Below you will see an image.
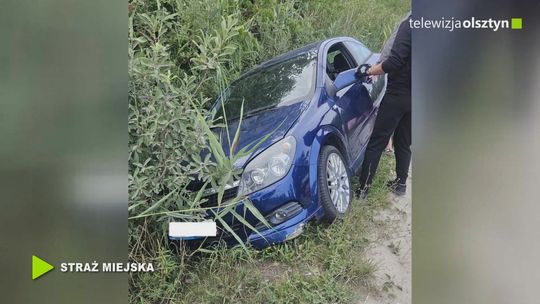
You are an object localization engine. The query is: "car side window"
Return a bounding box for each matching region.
[326,43,354,81]
[344,41,372,66]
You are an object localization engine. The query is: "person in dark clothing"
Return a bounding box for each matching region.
[358,15,411,197]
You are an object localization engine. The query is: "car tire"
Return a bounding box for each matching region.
[318,145,352,222]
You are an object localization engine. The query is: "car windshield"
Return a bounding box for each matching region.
[213,51,317,121]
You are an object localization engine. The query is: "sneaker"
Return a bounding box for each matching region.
[386,179,406,196]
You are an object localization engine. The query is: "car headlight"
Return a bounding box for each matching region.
[238,136,296,196]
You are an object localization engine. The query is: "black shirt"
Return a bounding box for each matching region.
[381,17,411,96]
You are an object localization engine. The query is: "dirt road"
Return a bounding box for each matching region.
[358,176,412,304]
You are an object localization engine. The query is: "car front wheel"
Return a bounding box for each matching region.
[318,145,352,222]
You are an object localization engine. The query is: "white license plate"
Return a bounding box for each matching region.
[169,221,217,238]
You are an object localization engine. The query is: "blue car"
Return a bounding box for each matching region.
[176,37,386,249]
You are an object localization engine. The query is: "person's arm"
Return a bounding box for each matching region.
[368,17,411,76]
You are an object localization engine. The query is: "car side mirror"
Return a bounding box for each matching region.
[333,68,360,91]
[333,64,372,91]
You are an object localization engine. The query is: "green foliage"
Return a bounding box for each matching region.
[129,0,409,302]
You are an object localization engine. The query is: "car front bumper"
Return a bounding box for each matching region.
[247,206,321,249]
[170,164,318,248]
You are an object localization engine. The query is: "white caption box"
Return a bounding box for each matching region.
[169,221,217,238]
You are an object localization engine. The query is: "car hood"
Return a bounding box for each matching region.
[215,102,304,169]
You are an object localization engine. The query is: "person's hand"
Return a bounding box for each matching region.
[367,63,385,75]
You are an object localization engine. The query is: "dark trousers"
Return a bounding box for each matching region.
[359,93,411,189]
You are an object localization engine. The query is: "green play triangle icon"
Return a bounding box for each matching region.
[32,255,54,280]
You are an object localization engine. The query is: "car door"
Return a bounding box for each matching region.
[343,41,386,169]
[327,42,374,167]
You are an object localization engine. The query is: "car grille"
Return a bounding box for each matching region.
[200,186,239,208]
[179,180,249,246]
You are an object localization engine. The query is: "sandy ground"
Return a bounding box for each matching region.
[358,176,412,304]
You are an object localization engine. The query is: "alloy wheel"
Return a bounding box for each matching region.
[326,152,350,213]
